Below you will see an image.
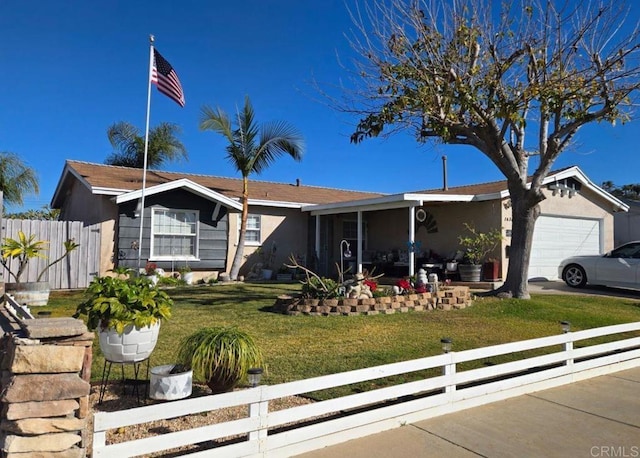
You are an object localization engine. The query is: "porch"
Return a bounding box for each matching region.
[304,194,506,282]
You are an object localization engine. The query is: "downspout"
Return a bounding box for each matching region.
[442,155,448,191]
[357,211,363,274]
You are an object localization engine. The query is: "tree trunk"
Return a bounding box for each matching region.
[229,177,250,280]
[500,186,541,299]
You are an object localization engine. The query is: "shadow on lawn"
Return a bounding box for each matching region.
[167,283,298,309]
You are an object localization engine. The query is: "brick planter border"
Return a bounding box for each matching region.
[272,286,472,316]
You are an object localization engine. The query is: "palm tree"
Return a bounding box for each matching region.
[200,96,304,280]
[0,152,39,207]
[105,121,187,168]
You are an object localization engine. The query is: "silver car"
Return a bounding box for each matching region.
[558,241,640,289]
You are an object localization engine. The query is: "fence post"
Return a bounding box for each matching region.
[442,353,456,396]
[248,386,269,452]
[560,321,574,370]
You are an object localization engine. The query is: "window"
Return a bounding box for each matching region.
[151,209,198,259]
[342,220,367,250]
[244,214,262,245]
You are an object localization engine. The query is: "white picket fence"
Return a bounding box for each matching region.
[93,322,640,457]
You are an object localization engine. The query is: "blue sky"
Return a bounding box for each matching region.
[1,1,638,213]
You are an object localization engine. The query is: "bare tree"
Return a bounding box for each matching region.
[343,0,640,298]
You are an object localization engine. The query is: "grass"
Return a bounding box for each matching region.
[46,283,640,399]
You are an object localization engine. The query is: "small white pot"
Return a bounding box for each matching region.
[182,271,194,285]
[149,365,193,401]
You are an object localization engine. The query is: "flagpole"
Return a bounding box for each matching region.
[137,34,155,271]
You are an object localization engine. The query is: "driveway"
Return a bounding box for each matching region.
[528,280,640,300]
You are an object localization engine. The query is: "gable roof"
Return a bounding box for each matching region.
[51,160,385,208]
[115,178,243,211]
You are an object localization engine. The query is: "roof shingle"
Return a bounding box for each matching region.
[64,160,385,205]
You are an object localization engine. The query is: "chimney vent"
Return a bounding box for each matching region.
[296,178,301,187]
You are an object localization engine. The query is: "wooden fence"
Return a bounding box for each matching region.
[1,218,100,289]
[92,321,640,457]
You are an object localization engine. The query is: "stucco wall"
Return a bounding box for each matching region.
[230,206,309,276]
[60,180,118,225]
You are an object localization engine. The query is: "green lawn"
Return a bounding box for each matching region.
[46,283,640,398]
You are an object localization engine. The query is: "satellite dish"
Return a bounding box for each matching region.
[416,208,427,222]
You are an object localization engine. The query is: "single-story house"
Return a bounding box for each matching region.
[51,160,628,282]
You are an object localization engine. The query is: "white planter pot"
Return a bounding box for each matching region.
[149,365,193,400]
[182,271,194,285]
[5,281,51,306]
[98,321,161,363]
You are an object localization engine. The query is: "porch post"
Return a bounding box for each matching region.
[408,205,416,276]
[357,211,363,273]
[315,215,321,269]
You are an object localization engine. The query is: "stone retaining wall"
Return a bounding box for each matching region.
[273,286,472,316]
[0,304,93,458]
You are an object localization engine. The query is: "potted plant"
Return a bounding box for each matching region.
[276,265,292,282]
[1,231,79,305]
[457,223,503,282]
[143,261,159,285]
[149,363,193,401]
[256,242,277,280]
[175,326,264,394]
[73,268,173,363]
[178,263,194,285]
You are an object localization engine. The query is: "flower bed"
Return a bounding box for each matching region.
[272,286,472,316]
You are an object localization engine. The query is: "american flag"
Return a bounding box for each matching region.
[151,49,185,107]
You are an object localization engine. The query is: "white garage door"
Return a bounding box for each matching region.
[529,216,601,280]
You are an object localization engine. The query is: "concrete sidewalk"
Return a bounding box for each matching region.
[299,366,640,458]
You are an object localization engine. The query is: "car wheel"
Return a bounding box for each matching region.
[563,264,587,288]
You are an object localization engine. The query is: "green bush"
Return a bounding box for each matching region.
[301,276,340,299]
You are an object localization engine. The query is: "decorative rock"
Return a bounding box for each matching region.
[1,418,85,435]
[10,345,85,374]
[4,449,85,458]
[78,395,90,419]
[2,433,81,453]
[2,400,79,421]
[2,374,90,403]
[321,299,339,307]
[22,318,87,339]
